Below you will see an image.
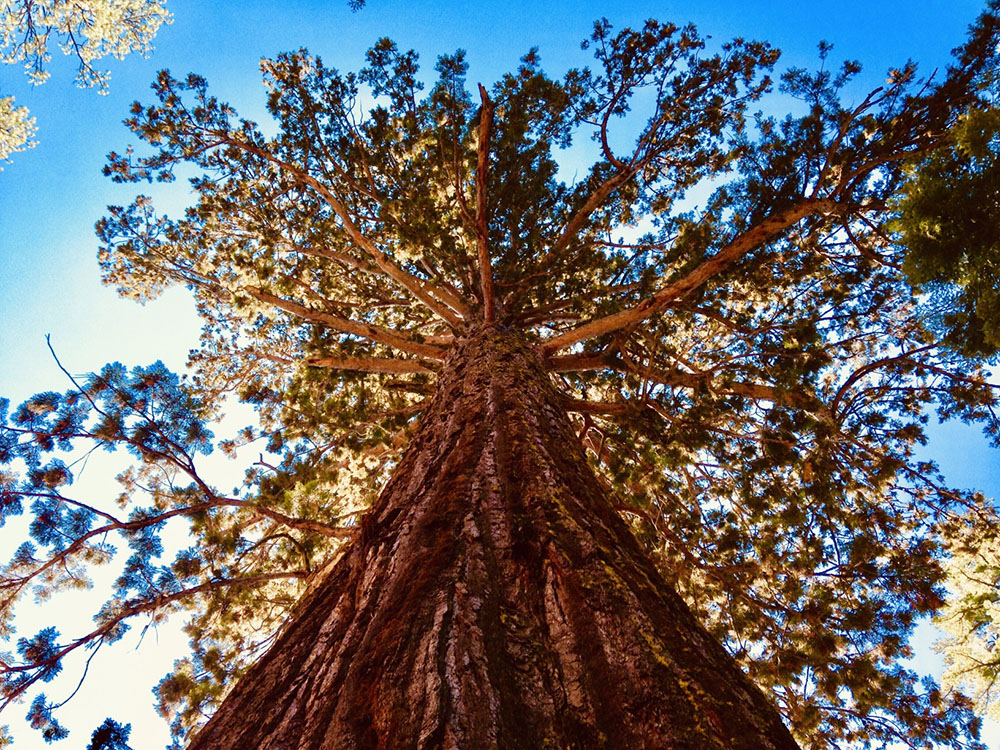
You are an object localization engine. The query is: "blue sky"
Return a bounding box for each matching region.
[1,1,998,747]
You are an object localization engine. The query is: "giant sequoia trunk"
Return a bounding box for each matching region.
[189,326,799,749]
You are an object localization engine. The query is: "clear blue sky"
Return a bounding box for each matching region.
[1,1,997,747]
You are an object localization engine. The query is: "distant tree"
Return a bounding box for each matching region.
[937,513,1000,726]
[0,0,170,165]
[2,5,1000,749]
[87,718,133,750]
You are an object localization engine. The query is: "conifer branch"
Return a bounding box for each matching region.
[248,288,445,361]
[547,169,634,261]
[216,134,472,325]
[247,504,359,538]
[515,282,645,326]
[0,570,309,713]
[305,355,436,375]
[561,398,628,415]
[295,243,382,276]
[831,343,939,414]
[540,198,838,354]
[549,353,825,413]
[0,499,353,609]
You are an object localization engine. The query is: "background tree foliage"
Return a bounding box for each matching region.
[87,718,133,750]
[2,4,1000,748]
[0,0,170,165]
[897,107,1000,357]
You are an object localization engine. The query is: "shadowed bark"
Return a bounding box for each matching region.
[188,326,799,749]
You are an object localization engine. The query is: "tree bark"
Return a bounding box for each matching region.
[188,326,799,749]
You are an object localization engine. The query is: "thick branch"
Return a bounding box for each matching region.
[547,353,614,372]
[306,355,436,375]
[562,397,628,415]
[549,351,825,413]
[548,170,634,260]
[295,243,381,276]
[540,198,837,354]
[249,288,445,361]
[476,84,497,323]
[248,503,359,539]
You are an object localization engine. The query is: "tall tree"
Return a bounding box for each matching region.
[2,6,1000,748]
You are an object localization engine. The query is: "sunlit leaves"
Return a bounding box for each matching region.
[936,511,1000,723]
[0,0,170,161]
[0,95,35,166]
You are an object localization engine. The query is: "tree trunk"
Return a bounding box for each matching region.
[188,326,799,749]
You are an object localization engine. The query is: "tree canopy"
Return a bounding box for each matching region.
[2,4,1000,748]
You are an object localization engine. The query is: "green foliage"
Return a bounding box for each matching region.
[4,6,1000,749]
[897,107,1000,356]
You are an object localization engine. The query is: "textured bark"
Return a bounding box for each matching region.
[188,326,800,750]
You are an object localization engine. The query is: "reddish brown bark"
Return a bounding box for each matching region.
[188,326,799,749]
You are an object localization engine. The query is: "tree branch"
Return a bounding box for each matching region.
[0,570,309,713]
[216,133,472,325]
[548,170,634,260]
[248,288,445,361]
[305,355,436,375]
[540,198,838,354]
[548,351,826,413]
[1,498,353,608]
[831,343,938,413]
[562,398,628,415]
[515,281,645,326]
